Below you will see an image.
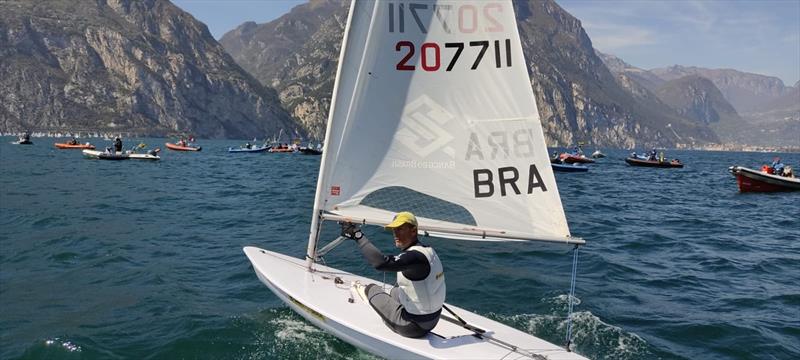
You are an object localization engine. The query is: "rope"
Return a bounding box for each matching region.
[565,244,580,351]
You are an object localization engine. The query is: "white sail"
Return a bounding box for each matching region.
[312,0,578,244]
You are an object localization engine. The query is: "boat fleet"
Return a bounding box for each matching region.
[11,133,797,192]
[547,145,798,193]
[10,133,324,162]
[550,146,685,172]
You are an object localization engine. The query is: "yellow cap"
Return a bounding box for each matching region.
[384,211,417,229]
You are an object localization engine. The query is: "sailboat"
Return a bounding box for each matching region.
[244,0,587,358]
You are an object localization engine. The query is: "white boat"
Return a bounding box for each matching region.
[590,150,605,159]
[127,152,160,160]
[82,149,129,160]
[244,1,588,359]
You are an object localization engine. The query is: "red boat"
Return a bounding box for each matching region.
[268,146,295,153]
[54,142,95,149]
[729,165,800,192]
[559,153,595,164]
[165,142,202,151]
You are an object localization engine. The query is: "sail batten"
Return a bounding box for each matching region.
[311,0,574,248]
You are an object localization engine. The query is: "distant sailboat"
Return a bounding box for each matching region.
[244,1,587,358]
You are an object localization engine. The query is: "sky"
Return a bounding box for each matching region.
[558,0,800,86]
[174,0,800,86]
[172,0,305,38]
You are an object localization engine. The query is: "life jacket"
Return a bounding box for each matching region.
[396,245,446,315]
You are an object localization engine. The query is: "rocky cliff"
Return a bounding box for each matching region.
[220,0,347,140]
[221,0,718,147]
[599,53,799,147]
[650,65,792,114]
[0,0,299,138]
[595,51,664,93]
[655,75,740,126]
[654,75,756,144]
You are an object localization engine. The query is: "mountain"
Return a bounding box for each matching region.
[655,75,740,126]
[599,54,799,147]
[221,0,718,147]
[512,0,716,147]
[0,0,298,138]
[220,0,346,139]
[649,65,792,114]
[654,75,754,144]
[595,51,664,92]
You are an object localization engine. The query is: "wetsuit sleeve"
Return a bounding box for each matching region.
[355,236,430,281]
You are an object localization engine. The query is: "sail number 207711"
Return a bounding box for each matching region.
[388,2,513,72]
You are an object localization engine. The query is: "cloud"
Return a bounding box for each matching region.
[581,22,657,51]
[781,33,800,44]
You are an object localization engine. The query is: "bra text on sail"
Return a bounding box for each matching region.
[473,165,547,198]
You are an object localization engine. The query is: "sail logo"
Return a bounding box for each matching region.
[394,96,457,166]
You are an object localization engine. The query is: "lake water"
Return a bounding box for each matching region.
[1,137,798,359]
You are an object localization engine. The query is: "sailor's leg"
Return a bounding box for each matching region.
[365,284,427,338]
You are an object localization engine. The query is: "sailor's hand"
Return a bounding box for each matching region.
[340,222,363,240]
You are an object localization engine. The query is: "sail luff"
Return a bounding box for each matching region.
[334,1,381,164]
[305,0,360,269]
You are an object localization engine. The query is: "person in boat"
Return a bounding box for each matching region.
[113,136,123,153]
[648,148,657,161]
[68,137,78,145]
[342,211,445,338]
[771,157,785,176]
[551,151,561,163]
[20,131,30,142]
[245,141,252,149]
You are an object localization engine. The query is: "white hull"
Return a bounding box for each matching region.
[244,247,587,360]
[128,153,160,160]
[82,149,129,160]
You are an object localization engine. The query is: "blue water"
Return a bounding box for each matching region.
[1,137,798,360]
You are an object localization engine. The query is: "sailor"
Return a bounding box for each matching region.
[245,141,252,149]
[771,157,785,176]
[113,136,123,153]
[342,211,445,338]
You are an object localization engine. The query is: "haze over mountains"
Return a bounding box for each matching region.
[1,0,796,148]
[598,52,799,147]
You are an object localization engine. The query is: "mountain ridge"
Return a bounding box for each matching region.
[598,52,799,147]
[221,0,719,147]
[0,0,300,139]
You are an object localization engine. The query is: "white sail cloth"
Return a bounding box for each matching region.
[313,0,577,244]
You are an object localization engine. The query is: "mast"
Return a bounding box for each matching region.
[305,0,360,270]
